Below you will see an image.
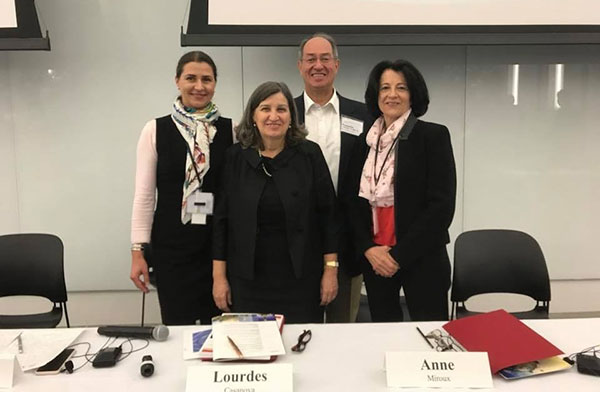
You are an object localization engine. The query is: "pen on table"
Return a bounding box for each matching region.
[227,335,244,358]
[416,327,434,349]
[15,332,24,353]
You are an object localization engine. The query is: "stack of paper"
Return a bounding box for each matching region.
[185,314,285,362]
[0,328,84,371]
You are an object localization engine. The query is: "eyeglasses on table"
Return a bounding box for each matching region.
[417,327,460,352]
[291,329,312,352]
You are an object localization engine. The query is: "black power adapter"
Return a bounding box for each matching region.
[92,346,122,368]
[576,353,600,377]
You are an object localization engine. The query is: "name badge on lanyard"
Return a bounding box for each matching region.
[187,191,214,225]
[185,135,213,224]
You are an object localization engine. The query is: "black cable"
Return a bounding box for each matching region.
[66,336,115,372]
[116,338,150,362]
[62,336,150,373]
[564,344,600,365]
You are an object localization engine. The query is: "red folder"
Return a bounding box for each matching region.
[443,309,563,374]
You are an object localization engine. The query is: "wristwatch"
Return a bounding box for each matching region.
[324,261,339,269]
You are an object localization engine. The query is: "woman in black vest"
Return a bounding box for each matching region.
[130,51,233,325]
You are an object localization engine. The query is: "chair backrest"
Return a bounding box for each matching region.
[0,233,68,303]
[451,229,551,303]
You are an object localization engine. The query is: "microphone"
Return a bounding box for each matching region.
[97,325,169,341]
[140,355,154,377]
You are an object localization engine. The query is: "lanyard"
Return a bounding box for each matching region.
[373,133,400,185]
[185,140,204,189]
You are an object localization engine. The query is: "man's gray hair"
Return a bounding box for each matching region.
[298,32,339,60]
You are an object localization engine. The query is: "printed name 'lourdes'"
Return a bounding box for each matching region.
[214,371,268,383]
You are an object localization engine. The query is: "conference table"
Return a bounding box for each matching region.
[4,318,599,391]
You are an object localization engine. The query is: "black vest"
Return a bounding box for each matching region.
[151,115,233,261]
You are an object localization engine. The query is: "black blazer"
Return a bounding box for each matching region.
[213,140,339,280]
[347,113,457,269]
[294,93,371,276]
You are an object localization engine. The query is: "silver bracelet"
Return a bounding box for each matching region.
[131,243,146,251]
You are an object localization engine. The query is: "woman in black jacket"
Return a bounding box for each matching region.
[348,60,456,322]
[212,81,339,323]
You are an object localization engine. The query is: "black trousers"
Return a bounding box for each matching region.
[362,245,451,322]
[154,253,220,326]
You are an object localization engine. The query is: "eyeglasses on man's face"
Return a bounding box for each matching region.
[291,329,312,352]
[301,55,336,65]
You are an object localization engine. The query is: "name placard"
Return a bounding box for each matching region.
[186,363,293,392]
[385,351,493,389]
[0,354,18,389]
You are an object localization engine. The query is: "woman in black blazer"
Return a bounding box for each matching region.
[348,60,456,322]
[212,81,339,323]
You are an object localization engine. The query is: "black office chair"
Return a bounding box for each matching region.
[450,229,550,320]
[0,233,71,328]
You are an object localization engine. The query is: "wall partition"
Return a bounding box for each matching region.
[1,0,598,294]
[464,45,600,279]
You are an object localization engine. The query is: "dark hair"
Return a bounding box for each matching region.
[236,82,307,149]
[298,32,339,60]
[364,59,429,119]
[175,51,218,81]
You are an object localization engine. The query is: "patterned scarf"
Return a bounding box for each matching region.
[359,110,410,234]
[171,97,220,224]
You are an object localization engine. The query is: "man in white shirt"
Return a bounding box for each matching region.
[295,33,370,323]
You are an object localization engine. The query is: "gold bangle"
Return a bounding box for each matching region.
[324,261,339,269]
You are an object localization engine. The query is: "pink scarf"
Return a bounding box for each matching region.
[359,111,410,234]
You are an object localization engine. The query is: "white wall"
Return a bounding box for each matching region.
[0,291,162,327]
[2,0,243,291]
[2,279,599,328]
[0,53,19,233]
[464,45,600,280]
[1,0,599,325]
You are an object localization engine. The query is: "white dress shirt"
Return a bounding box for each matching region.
[303,90,341,192]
